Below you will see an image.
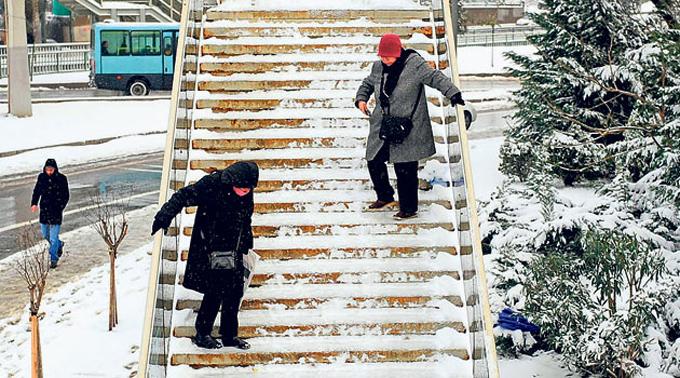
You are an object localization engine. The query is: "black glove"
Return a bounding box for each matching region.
[151,217,171,236]
[450,92,465,106]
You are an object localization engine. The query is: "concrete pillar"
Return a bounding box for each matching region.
[6,0,32,117]
[140,8,147,22]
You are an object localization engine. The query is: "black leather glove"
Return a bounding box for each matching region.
[450,92,465,106]
[151,217,171,236]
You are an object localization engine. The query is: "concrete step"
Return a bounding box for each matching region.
[169,333,469,367]
[202,23,442,39]
[205,9,432,22]
[177,255,461,285]
[173,305,466,338]
[185,92,451,111]
[197,41,444,56]
[179,221,454,238]
[187,54,448,74]
[166,361,471,378]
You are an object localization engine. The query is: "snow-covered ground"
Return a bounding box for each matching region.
[459,46,536,76]
[0,71,90,86]
[0,244,151,377]
[0,100,169,177]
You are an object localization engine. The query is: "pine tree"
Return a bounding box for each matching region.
[502,0,654,185]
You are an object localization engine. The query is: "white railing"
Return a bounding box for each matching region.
[0,43,90,79]
[434,0,501,376]
[458,25,541,46]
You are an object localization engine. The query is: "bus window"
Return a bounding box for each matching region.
[101,30,130,56]
[131,31,161,56]
[163,36,173,56]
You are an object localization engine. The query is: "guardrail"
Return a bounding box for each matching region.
[458,25,542,47]
[434,0,501,376]
[0,43,90,79]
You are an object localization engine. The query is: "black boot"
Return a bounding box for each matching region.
[57,242,65,258]
[222,337,250,350]
[192,334,221,349]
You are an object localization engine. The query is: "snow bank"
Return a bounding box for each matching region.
[0,243,152,377]
[458,45,536,75]
[0,133,165,177]
[0,100,169,154]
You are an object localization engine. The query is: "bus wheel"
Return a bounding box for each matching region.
[129,80,149,96]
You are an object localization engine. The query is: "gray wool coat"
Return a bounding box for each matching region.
[355,53,461,163]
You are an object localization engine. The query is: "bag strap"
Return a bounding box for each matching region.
[234,222,244,253]
[379,73,424,119]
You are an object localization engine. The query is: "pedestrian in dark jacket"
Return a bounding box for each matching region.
[152,161,259,350]
[31,158,70,268]
[355,33,465,219]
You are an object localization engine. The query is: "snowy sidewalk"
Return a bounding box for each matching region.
[0,205,157,320]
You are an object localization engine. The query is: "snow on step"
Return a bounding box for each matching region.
[168,359,470,378]
[171,330,468,355]
[177,276,462,301]
[255,254,461,275]
[199,51,442,63]
[210,1,427,11]
[177,304,466,328]
[252,231,457,250]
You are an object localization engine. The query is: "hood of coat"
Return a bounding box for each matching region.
[220,161,259,188]
[43,158,59,175]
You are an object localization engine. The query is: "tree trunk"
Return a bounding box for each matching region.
[31,315,43,378]
[31,0,42,43]
[109,252,118,330]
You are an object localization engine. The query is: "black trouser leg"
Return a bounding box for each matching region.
[367,143,395,202]
[195,291,221,336]
[219,289,243,339]
[394,161,419,213]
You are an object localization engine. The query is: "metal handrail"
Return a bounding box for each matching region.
[137,0,193,374]
[440,0,501,376]
[0,43,91,79]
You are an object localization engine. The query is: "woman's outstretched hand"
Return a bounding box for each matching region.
[357,101,370,116]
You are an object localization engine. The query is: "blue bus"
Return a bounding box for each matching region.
[91,22,180,96]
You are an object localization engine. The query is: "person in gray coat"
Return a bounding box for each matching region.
[355,33,465,219]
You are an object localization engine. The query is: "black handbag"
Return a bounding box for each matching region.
[379,84,424,144]
[208,225,243,271]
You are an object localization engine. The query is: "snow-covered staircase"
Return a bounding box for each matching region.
[140,1,498,377]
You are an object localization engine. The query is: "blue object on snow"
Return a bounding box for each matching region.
[428,177,451,187]
[496,307,540,334]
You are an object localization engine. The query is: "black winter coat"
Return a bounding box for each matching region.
[154,162,259,295]
[31,159,70,225]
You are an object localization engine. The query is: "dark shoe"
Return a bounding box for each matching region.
[192,334,222,349]
[222,337,250,350]
[57,242,64,258]
[50,260,58,269]
[366,199,395,211]
[393,211,418,220]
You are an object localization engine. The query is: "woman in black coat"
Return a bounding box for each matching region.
[31,158,70,267]
[152,161,259,350]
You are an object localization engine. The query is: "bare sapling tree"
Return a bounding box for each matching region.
[87,187,131,331]
[13,226,51,378]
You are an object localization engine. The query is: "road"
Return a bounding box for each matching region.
[0,153,164,260]
[0,88,171,100]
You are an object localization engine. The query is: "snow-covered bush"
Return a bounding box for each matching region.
[524,229,674,377]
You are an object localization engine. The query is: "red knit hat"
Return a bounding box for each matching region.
[378,34,402,58]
